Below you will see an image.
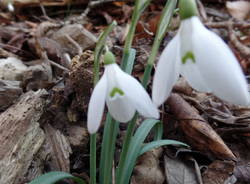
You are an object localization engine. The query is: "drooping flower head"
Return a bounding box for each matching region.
[152,0,250,106]
[87,51,159,134]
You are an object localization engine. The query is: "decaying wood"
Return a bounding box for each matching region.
[0,80,22,111]
[0,90,47,184]
[42,123,72,172]
[167,93,236,160]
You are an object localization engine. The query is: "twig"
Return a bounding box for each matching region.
[228,21,250,58]
[205,21,250,29]
[197,0,208,22]
[67,0,117,24]
[48,59,70,72]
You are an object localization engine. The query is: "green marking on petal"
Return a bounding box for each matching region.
[182,51,195,64]
[110,87,124,97]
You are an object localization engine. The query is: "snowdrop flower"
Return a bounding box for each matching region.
[152,0,250,107]
[7,2,14,12]
[87,51,159,134]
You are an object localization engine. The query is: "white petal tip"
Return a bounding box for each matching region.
[87,121,99,134]
[153,110,160,120]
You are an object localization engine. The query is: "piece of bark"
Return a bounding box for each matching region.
[21,59,53,91]
[51,24,97,56]
[0,80,22,111]
[66,125,89,148]
[0,90,47,184]
[167,93,236,160]
[42,123,72,172]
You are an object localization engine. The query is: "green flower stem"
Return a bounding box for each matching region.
[143,0,177,88]
[90,21,116,184]
[94,21,117,84]
[121,0,151,70]
[99,114,119,184]
[115,113,138,183]
[90,134,96,184]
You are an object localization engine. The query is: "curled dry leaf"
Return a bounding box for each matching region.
[131,148,165,184]
[167,93,236,160]
[226,1,250,20]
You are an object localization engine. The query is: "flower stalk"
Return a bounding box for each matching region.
[90,21,116,184]
[116,1,177,183]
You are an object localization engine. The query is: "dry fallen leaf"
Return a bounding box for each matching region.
[131,148,165,184]
[226,1,250,20]
[164,155,199,184]
[167,93,236,160]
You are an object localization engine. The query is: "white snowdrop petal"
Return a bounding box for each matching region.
[106,95,136,122]
[179,18,195,58]
[180,60,211,92]
[87,74,107,134]
[152,35,181,107]
[192,17,250,105]
[115,66,159,119]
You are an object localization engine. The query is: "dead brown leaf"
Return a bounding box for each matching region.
[167,93,236,160]
[164,155,199,184]
[131,148,165,184]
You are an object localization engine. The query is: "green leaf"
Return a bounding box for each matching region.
[140,140,189,155]
[116,119,160,184]
[156,0,177,40]
[123,48,136,74]
[137,0,151,14]
[29,171,85,184]
[99,114,119,184]
[153,121,163,140]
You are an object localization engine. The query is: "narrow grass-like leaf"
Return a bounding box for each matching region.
[153,121,163,140]
[29,171,85,184]
[116,119,160,184]
[123,48,136,73]
[140,140,189,155]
